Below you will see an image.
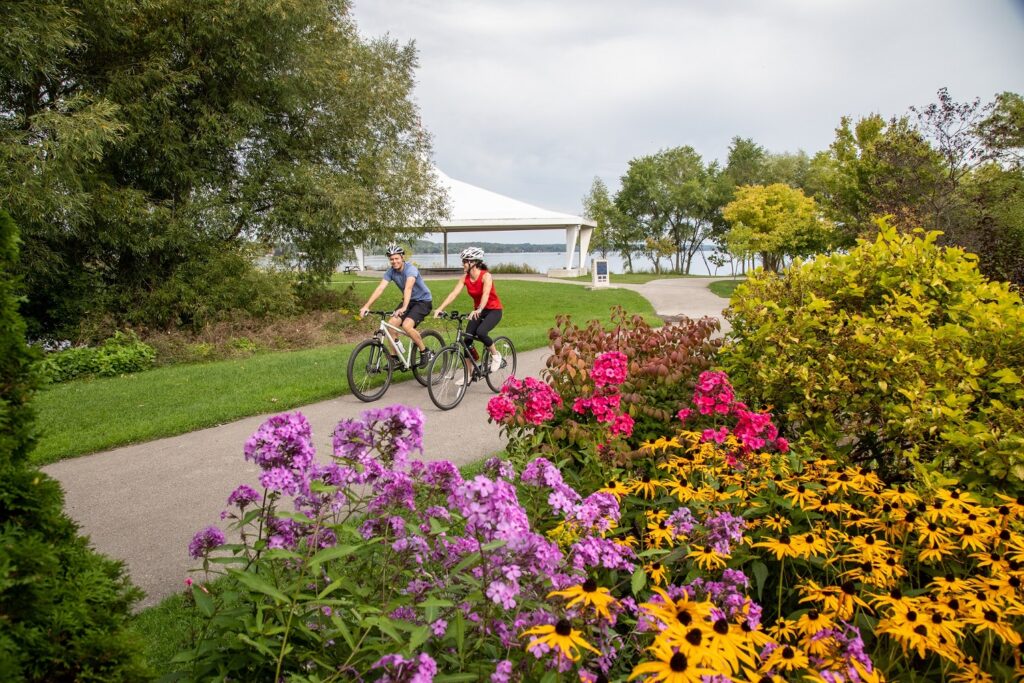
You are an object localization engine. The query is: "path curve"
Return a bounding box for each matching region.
[42,276,732,608]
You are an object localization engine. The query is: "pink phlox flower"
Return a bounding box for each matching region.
[700,426,730,444]
[591,351,628,387]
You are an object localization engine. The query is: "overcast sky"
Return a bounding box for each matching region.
[352,0,1024,245]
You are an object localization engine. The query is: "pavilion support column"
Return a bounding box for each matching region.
[443,231,449,268]
[578,225,594,274]
[354,246,365,270]
[564,225,580,270]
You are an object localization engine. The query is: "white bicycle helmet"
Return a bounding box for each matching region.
[384,243,405,256]
[460,246,484,261]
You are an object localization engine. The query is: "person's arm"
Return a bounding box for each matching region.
[434,280,465,317]
[469,273,493,320]
[360,280,389,318]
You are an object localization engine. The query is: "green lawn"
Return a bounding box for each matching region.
[32,280,657,465]
[708,278,745,299]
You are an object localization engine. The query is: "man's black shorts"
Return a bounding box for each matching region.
[401,300,433,325]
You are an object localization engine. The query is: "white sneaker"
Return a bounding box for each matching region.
[489,352,503,373]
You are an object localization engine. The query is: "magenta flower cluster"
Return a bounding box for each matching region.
[572,352,635,437]
[678,370,789,453]
[487,375,563,425]
[590,350,628,387]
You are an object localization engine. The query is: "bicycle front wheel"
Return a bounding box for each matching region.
[347,339,393,402]
[427,346,468,410]
[412,329,445,387]
[484,337,516,393]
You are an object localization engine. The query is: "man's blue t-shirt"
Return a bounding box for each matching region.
[383,263,432,302]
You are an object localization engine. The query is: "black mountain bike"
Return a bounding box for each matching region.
[346,310,445,402]
[426,311,517,410]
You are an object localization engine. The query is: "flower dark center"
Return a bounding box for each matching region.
[676,609,692,626]
[782,646,795,659]
[686,628,702,645]
[714,618,729,635]
[582,578,597,593]
[808,610,820,620]
[555,619,572,636]
[669,652,689,672]
[841,580,856,595]
[906,611,918,622]
[914,625,927,636]
[984,610,998,622]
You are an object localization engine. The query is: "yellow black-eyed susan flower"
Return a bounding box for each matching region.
[548,578,618,622]
[522,618,599,662]
[628,638,716,682]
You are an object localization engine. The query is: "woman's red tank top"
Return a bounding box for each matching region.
[464,273,503,310]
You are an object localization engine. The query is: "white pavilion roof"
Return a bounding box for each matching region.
[434,167,595,232]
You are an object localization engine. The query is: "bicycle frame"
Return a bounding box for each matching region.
[372,313,415,369]
[438,312,485,377]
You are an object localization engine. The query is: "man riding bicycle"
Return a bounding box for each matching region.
[359,244,434,368]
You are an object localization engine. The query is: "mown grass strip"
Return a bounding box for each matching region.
[33,280,656,464]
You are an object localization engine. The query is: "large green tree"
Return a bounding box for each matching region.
[615,146,731,274]
[1,0,445,334]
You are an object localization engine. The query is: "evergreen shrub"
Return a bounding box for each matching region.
[720,222,1024,489]
[0,210,149,681]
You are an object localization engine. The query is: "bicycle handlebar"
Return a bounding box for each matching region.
[435,310,467,321]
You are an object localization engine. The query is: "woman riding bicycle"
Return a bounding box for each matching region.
[434,247,504,376]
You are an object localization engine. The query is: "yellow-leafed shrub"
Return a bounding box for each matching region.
[720,222,1024,490]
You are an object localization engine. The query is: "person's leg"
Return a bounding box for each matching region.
[402,302,433,351]
[474,309,503,371]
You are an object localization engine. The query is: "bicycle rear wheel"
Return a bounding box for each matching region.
[484,337,516,393]
[412,330,445,386]
[347,339,393,402]
[427,346,468,410]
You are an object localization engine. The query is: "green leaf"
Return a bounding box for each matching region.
[230,569,291,605]
[191,584,215,617]
[631,566,647,595]
[751,560,769,601]
[309,543,363,569]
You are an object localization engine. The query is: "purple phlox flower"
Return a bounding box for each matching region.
[259,465,300,496]
[227,485,260,509]
[486,579,521,609]
[392,535,429,563]
[188,525,226,559]
[449,475,530,540]
[388,605,417,622]
[266,515,301,550]
[372,652,437,683]
[430,618,447,637]
[570,492,621,532]
[521,457,581,515]
[705,511,747,554]
[361,404,425,470]
[483,456,516,481]
[570,535,636,572]
[491,660,514,683]
[422,460,463,495]
[369,470,416,513]
[244,412,315,472]
[667,507,696,537]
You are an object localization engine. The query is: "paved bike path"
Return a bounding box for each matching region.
[42,277,731,608]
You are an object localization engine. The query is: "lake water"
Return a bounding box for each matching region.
[360,251,744,276]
